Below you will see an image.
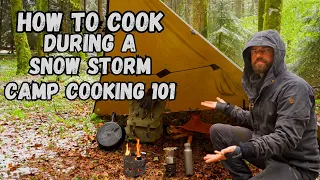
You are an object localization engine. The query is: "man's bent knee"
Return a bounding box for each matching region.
[209,123,233,150]
[209,123,231,136]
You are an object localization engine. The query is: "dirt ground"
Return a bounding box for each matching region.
[0,58,318,180]
[20,134,262,180]
[1,109,261,180]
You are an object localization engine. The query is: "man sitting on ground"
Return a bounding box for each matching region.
[201,30,320,180]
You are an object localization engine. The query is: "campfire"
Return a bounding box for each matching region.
[123,138,147,178]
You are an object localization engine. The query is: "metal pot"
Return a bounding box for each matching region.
[96,112,126,151]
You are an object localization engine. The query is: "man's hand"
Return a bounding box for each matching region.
[203,145,237,163]
[203,151,226,163]
[201,97,226,109]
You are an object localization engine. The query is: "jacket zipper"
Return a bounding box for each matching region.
[251,77,275,107]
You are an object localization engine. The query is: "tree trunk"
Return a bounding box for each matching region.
[172,0,175,12]
[192,0,208,38]
[242,0,244,16]
[235,0,241,18]
[175,0,183,17]
[218,1,222,49]
[263,0,283,33]
[36,0,48,56]
[83,0,86,12]
[185,0,192,24]
[104,0,110,56]
[72,0,86,60]
[163,0,172,9]
[10,20,14,53]
[10,0,32,75]
[60,0,67,33]
[98,0,103,32]
[258,0,265,31]
[0,0,3,49]
[251,0,255,13]
[69,0,72,33]
[97,0,103,56]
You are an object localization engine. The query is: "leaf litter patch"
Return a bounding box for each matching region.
[0,113,96,179]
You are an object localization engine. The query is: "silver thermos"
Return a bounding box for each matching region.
[183,143,193,176]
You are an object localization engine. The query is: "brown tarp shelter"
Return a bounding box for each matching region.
[94,0,247,115]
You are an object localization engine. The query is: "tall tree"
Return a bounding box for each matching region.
[36,0,48,56]
[97,0,103,56]
[172,0,176,11]
[281,0,318,64]
[258,0,265,31]
[192,0,208,38]
[98,0,103,32]
[10,20,14,53]
[292,5,320,94]
[175,0,184,17]
[235,0,242,18]
[185,0,192,24]
[60,0,68,33]
[162,0,171,7]
[0,0,3,49]
[207,0,250,67]
[10,0,32,75]
[263,0,283,32]
[250,0,255,13]
[71,0,86,60]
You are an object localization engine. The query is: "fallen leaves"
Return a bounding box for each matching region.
[0,104,265,180]
[85,134,96,142]
[153,156,159,161]
[33,143,42,149]
[0,121,8,126]
[8,163,20,171]
[0,77,264,180]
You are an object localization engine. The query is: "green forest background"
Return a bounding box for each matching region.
[0,1,320,179]
[1,0,319,96]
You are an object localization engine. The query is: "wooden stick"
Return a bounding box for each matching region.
[172,133,190,139]
[187,135,193,144]
[167,125,183,134]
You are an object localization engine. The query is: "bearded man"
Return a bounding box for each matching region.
[201,30,320,180]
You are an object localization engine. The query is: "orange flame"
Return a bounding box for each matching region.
[125,143,130,156]
[136,138,141,157]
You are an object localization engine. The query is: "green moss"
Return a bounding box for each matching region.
[36,0,48,57]
[97,52,104,57]
[10,0,32,75]
[37,33,45,57]
[263,0,283,33]
[258,0,265,31]
[70,0,87,61]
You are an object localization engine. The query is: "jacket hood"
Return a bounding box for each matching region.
[242,30,287,101]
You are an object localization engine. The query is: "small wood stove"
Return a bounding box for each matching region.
[123,152,147,178]
[123,139,146,178]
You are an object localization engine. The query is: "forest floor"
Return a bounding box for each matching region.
[0,55,319,179]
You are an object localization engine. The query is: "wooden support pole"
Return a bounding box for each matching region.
[187,135,193,144]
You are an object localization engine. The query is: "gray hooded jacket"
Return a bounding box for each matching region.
[218,30,320,173]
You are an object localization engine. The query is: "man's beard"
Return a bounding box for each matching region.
[252,58,272,75]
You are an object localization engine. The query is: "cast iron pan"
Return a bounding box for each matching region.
[96,112,126,151]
